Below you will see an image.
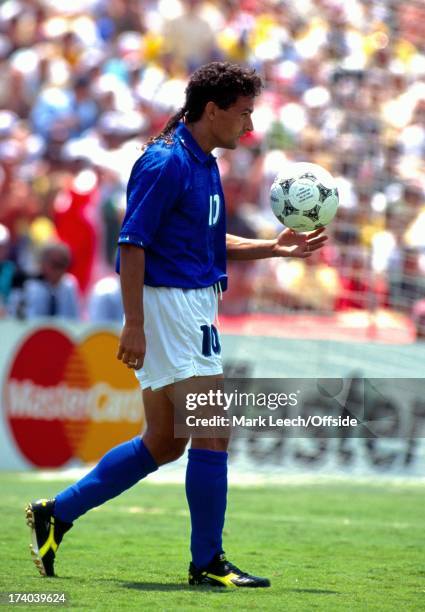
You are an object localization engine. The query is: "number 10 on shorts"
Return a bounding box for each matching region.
[200,325,221,356]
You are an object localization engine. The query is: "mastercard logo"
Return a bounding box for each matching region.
[3,327,144,468]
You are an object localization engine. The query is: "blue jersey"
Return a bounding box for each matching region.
[117,123,227,291]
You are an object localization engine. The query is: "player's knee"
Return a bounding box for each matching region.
[143,435,188,465]
[166,439,188,463]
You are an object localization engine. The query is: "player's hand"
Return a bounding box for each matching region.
[273,227,328,258]
[117,323,146,370]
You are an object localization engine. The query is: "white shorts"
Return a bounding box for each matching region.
[136,285,223,390]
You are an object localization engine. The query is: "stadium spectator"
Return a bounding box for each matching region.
[389,248,425,313]
[412,299,425,340]
[9,241,79,319]
[162,0,218,71]
[0,223,15,316]
[30,74,99,142]
[336,248,387,311]
[88,275,123,323]
[0,135,41,246]
[53,169,98,294]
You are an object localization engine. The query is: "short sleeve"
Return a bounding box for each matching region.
[118,149,184,248]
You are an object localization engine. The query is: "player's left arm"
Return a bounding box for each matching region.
[226,227,327,260]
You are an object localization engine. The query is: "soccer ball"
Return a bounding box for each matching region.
[270,162,339,232]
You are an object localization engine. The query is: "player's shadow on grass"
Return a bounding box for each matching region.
[106,579,340,595]
[120,581,234,593]
[285,588,340,595]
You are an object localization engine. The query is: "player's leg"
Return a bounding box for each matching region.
[186,439,269,586]
[174,374,229,572]
[26,386,188,577]
[140,386,189,464]
[167,376,270,588]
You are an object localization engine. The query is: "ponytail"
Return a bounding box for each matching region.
[146,106,187,147]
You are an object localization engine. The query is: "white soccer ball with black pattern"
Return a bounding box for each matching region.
[270,162,339,232]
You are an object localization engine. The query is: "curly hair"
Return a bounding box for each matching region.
[151,62,262,144]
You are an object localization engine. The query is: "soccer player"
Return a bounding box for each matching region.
[26,62,327,587]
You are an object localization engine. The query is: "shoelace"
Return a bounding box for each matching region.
[222,558,249,577]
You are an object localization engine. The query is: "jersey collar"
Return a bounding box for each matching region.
[175,122,216,166]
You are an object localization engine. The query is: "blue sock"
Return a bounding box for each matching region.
[54,437,157,523]
[185,448,228,569]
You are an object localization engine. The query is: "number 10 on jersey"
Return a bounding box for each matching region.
[200,324,221,356]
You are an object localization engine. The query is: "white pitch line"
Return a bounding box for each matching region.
[17,469,425,489]
[91,505,420,531]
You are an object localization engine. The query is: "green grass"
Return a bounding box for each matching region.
[0,474,424,611]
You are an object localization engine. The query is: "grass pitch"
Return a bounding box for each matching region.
[0,473,423,611]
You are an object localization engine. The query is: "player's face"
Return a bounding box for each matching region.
[210,96,255,149]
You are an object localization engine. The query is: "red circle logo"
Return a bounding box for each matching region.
[3,327,144,468]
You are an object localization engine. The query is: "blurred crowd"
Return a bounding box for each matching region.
[0,0,424,335]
